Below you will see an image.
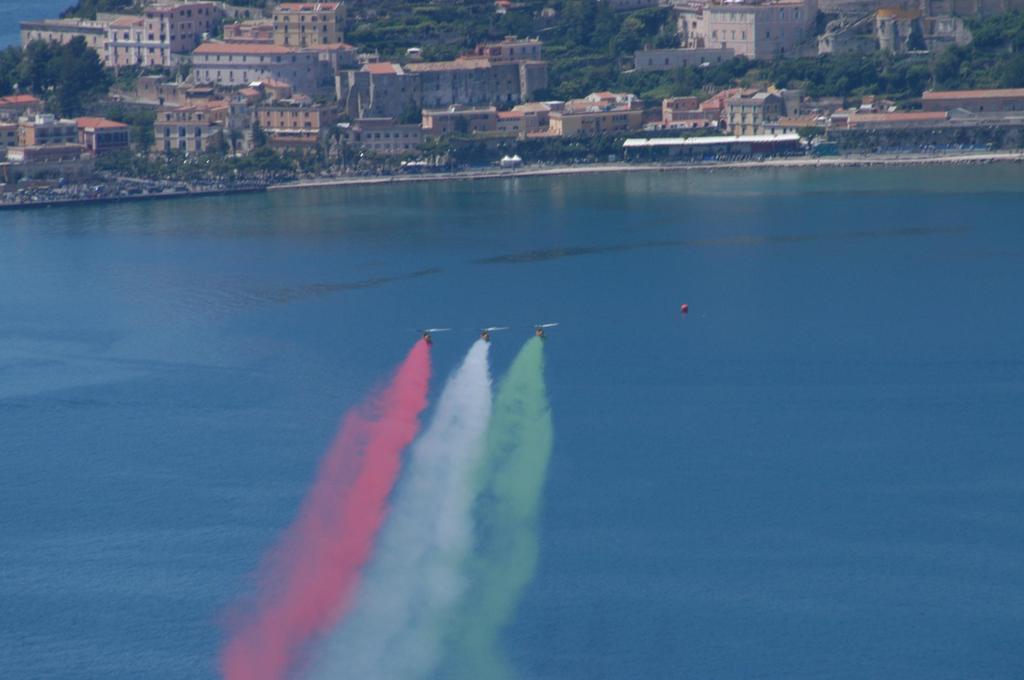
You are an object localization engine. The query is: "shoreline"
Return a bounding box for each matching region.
[2,150,1022,210]
[266,150,1024,192]
[0,185,263,211]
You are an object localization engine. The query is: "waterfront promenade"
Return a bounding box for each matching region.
[3,150,1023,210]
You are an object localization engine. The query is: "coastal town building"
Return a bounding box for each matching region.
[763,113,824,133]
[18,115,79,147]
[495,102,553,135]
[273,2,346,48]
[0,95,43,122]
[921,88,1024,114]
[139,2,225,67]
[676,0,818,59]
[622,132,803,158]
[338,118,424,154]
[20,18,109,61]
[875,8,926,52]
[154,104,226,154]
[0,123,18,158]
[105,16,146,68]
[76,117,131,155]
[633,47,735,71]
[2,143,93,179]
[724,88,801,134]
[191,41,352,96]
[256,97,338,152]
[661,96,723,128]
[726,91,784,134]
[337,62,419,119]
[405,57,548,108]
[840,110,950,128]
[421,106,499,136]
[548,92,644,137]
[124,75,219,107]
[91,2,226,68]
[339,50,548,119]
[224,20,275,44]
[471,36,543,62]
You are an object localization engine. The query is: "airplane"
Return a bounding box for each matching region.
[480,326,509,342]
[534,323,559,339]
[418,328,450,345]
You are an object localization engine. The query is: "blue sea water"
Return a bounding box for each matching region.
[1,0,71,48]
[2,166,1024,679]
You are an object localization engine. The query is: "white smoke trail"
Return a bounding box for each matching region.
[308,339,493,680]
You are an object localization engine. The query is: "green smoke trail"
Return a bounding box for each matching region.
[444,336,553,680]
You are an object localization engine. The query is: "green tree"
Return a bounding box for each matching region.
[398,99,423,125]
[61,0,133,20]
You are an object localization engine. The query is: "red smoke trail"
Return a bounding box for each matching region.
[220,340,431,680]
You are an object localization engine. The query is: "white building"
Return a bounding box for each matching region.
[191,41,342,96]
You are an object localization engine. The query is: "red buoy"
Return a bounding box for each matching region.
[680,303,689,315]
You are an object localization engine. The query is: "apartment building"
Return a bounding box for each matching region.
[154,104,226,154]
[20,18,108,60]
[662,96,724,127]
[338,118,424,154]
[18,115,79,147]
[139,2,224,67]
[421,106,499,136]
[548,92,644,137]
[191,41,339,96]
[88,2,225,68]
[105,16,145,67]
[725,91,784,134]
[273,2,345,48]
[495,102,553,135]
[256,97,338,151]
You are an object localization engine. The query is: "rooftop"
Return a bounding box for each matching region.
[20,17,107,31]
[275,2,342,10]
[423,105,497,115]
[405,57,493,72]
[624,133,801,147]
[109,16,144,27]
[75,117,129,130]
[363,62,404,75]
[922,88,1024,100]
[193,42,294,55]
[846,111,948,123]
[0,95,42,107]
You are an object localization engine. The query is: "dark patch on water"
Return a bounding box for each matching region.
[247,267,443,305]
[475,225,969,265]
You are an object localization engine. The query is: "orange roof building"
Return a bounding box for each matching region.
[921,88,1024,114]
[75,116,130,154]
[0,94,43,121]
